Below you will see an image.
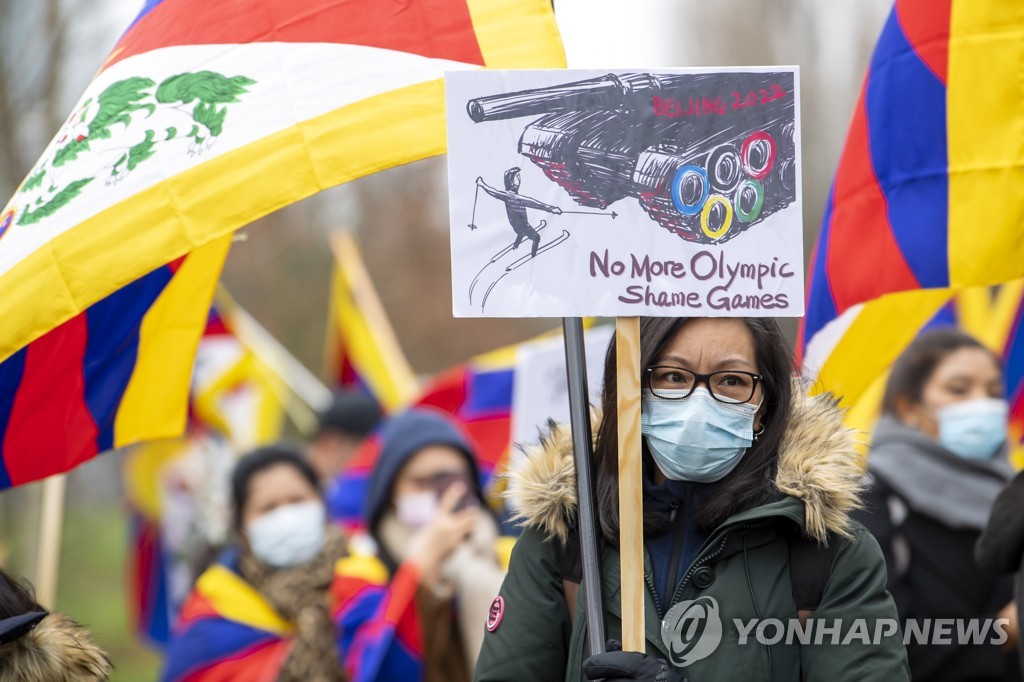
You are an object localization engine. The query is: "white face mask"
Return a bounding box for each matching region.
[246,500,326,568]
[396,491,440,529]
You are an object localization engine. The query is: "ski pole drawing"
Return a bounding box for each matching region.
[470,168,561,257]
[468,167,581,311]
[467,166,619,312]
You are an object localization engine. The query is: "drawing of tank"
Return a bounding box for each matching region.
[466,72,797,244]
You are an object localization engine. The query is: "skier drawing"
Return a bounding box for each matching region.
[472,167,562,257]
[466,165,617,312]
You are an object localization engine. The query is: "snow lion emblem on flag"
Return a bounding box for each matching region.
[14,71,255,226]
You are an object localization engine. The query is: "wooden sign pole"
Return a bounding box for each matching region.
[615,317,645,651]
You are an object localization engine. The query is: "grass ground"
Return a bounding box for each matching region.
[55,505,162,681]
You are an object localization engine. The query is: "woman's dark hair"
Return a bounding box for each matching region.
[0,568,41,620]
[593,317,794,540]
[230,444,321,531]
[881,328,1001,415]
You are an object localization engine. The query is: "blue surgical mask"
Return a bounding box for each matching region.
[641,387,759,483]
[936,398,1008,460]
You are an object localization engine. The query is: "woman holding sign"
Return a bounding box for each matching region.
[475,317,908,681]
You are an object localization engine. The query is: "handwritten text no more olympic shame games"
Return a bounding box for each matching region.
[589,249,796,311]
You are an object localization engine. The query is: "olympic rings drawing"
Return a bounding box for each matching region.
[734,178,765,222]
[700,194,733,240]
[671,165,710,216]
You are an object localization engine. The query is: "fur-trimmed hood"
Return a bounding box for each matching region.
[504,389,863,544]
[0,612,112,681]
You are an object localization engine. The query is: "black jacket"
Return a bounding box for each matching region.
[856,475,1019,681]
[977,469,1024,676]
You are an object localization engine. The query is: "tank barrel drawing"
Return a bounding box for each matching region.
[466,73,668,123]
[465,71,798,245]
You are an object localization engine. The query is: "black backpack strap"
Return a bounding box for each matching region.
[789,531,837,614]
[555,527,584,624]
[556,526,584,584]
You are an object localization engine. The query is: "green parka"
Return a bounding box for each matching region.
[475,392,910,681]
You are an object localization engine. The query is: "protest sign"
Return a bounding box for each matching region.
[446,68,803,318]
[446,67,804,654]
[510,324,613,456]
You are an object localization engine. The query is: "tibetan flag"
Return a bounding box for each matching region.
[0,1,565,471]
[124,436,192,645]
[805,279,1024,461]
[163,548,380,681]
[0,0,566,361]
[416,347,518,478]
[329,342,516,531]
[325,232,418,413]
[1005,294,1024,464]
[162,551,299,681]
[802,0,1024,363]
[129,512,173,646]
[214,287,333,436]
[0,236,229,489]
[191,313,287,450]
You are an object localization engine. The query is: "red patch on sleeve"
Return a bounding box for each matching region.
[486,596,505,632]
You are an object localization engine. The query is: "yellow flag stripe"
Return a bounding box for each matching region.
[197,565,293,636]
[465,0,566,69]
[948,0,1024,285]
[114,235,231,445]
[329,232,419,412]
[810,288,954,409]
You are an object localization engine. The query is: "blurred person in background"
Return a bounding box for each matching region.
[336,408,508,682]
[309,389,383,534]
[309,388,382,483]
[854,328,1018,681]
[976,448,1024,675]
[0,567,111,681]
[162,445,348,682]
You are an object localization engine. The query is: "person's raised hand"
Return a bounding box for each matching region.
[998,601,1018,650]
[407,482,479,590]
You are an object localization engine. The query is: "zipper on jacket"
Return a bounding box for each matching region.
[644,569,664,619]
[663,499,685,618]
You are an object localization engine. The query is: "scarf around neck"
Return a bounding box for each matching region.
[239,526,348,682]
[868,415,1013,531]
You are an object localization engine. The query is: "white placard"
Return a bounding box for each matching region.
[446,68,804,318]
[510,324,614,456]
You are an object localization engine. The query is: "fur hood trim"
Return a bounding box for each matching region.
[504,388,863,544]
[0,613,112,681]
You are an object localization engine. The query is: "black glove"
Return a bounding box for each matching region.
[582,640,680,682]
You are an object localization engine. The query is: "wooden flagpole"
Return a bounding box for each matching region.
[215,287,334,413]
[616,317,645,651]
[328,230,419,409]
[35,473,67,609]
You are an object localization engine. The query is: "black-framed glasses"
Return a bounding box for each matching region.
[645,366,762,404]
